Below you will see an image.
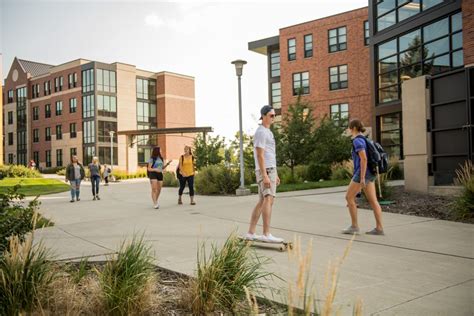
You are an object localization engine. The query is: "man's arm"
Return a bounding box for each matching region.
[256,147,270,187]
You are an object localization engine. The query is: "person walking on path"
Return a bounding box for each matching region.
[65,155,85,203]
[245,105,284,243]
[88,157,102,200]
[147,147,171,209]
[103,164,111,186]
[343,119,384,235]
[177,145,196,205]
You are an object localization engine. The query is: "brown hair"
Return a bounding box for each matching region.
[184,145,192,155]
[349,119,366,133]
[151,147,163,160]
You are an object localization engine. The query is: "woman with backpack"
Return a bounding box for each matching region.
[177,145,196,205]
[343,119,384,235]
[88,157,102,200]
[147,147,170,209]
[65,155,85,203]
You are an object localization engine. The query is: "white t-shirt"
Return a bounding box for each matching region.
[253,125,277,171]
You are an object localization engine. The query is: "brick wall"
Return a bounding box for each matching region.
[462,0,474,66]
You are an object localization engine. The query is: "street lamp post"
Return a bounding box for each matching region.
[109,131,115,172]
[231,59,250,196]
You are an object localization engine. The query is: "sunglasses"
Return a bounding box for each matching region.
[268,114,275,118]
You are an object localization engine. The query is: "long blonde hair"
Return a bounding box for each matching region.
[92,156,100,165]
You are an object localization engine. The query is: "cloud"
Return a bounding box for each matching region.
[145,14,166,27]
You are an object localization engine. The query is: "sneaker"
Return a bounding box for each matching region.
[178,199,183,205]
[93,196,96,201]
[96,195,100,200]
[154,204,160,209]
[244,233,260,241]
[190,201,196,205]
[260,234,284,243]
[76,198,80,202]
[366,228,385,236]
[70,199,75,203]
[341,226,360,235]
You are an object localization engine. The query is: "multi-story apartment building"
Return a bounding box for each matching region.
[370,0,473,160]
[3,57,195,172]
[249,7,372,132]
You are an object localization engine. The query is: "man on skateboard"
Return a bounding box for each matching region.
[245,105,284,243]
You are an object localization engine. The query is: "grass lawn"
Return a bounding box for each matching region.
[249,179,350,194]
[0,178,70,196]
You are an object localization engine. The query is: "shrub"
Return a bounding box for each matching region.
[277,166,302,184]
[0,234,56,315]
[112,168,147,181]
[0,164,42,178]
[330,161,352,181]
[163,171,179,187]
[307,163,331,181]
[294,165,310,181]
[98,236,156,315]
[56,168,66,176]
[0,185,52,253]
[183,233,272,314]
[40,166,64,175]
[195,165,240,195]
[452,161,474,220]
[388,157,404,180]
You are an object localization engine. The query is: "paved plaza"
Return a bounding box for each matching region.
[33,179,473,315]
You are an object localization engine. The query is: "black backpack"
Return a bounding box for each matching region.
[354,135,389,174]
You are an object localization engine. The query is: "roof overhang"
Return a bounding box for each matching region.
[117,126,213,136]
[248,35,280,55]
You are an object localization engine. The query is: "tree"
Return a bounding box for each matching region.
[193,134,225,169]
[276,94,317,177]
[312,116,351,165]
[230,132,255,171]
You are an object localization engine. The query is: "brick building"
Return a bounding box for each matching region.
[249,7,372,132]
[2,57,195,172]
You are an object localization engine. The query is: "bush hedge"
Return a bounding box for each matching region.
[195,165,240,195]
[163,171,179,187]
[40,166,64,175]
[307,163,331,181]
[0,165,42,179]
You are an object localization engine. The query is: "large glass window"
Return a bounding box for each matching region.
[7,90,14,103]
[83,95,95,118]
[97,95,117,117]
[329,65,348,90]
[138,147,152,164]
[56,149,63,167]
[330,103,349,125]
[82,69,94,93]
[83,121,95,143]
[99,147,118,165]
[98,121,118,143]
[270,51,280,77]
[328,26,347,52]
[304,34,313,58]
[293,72,309,95]
[379,112,402,158]
[83,146,95,165]
[137,101,157,125]
[376,0,444,32]
[97,69,116,92]
[288,38,296,61]
[364,20,370,45]
[271,82,281,110]
[376,12,463,104]
[136,78,156,100]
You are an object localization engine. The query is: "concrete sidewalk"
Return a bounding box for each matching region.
[33,181,473,315]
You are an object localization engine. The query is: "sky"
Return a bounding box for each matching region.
[1,0,368,141]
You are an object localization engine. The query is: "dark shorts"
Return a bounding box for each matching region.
[352,172,376,184]
[149,172,163,181]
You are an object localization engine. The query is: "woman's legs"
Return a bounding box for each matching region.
[91,176,97,196]
[188,176,195,204]
[70,181,76,201]
[75,180,81,200]
[156,181,163,203]
[345,180,362,228]
[178,176,186,203]
[150,180,158,205]
[363,181,384,231]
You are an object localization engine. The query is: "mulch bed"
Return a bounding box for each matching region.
[358,186,473,224]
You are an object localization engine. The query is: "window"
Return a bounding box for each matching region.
[56,149,63,167]
[379,112,402,158]
[8,153,14,164]
[69,98,77,113]
[8,111,13,124]
[45,127,51,141]
[56,125,62,140]
[82,69,94,93]
[97,69,116,92]
[137,101,157,125]
[68,73,77,88]
[82,95,95,118]
[8,133,13,145]
[330,103,349,125]
[270,51,280,77]
[376,12,463,104]
[364,20,370,45]
[97,95,117,117]
[7,90,14,103]
[304,34,313,58]
[98,121,117,142]
[44,81,51,96]
[99,147,118,165]
[288,38,296,61]
[70,148,77,159]
[33,107,39,120]
[328,26,347,52]
[136,78,156,99]
[31,84,40,98]
[56,101,63,115]
[376,0,443,32]
[45,104,51,118]
[329,65,348,90]
[54,77,61,92]
[83,121,95,143]
[46,150,51,167]
[33,152,39,166]
[33,129,39,143]
[70,123,77,138]
[138,147,152,164]
[83,146,95,165]
[293,72,310,95]
[271,82,281,109]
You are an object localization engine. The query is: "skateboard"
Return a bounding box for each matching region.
[238,236,293,252]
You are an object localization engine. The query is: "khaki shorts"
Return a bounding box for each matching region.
[256,168,277,199]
